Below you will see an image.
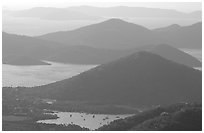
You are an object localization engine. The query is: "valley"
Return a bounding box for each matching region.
[2,3,202,131]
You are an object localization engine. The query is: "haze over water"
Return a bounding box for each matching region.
[2,49,201,87]
[2,61,97,87]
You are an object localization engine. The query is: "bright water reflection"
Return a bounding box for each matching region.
[2,61,97,87]
[37,111,134,130]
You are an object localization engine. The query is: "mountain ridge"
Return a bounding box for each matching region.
[3,31,201,67]
[38,19,202,49]
[19,51,201,106]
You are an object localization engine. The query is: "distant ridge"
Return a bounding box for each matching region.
[7,6,201,20]
[38,19,202,49]
[9,7,100,20]
[68,6,201,19]
[37,18,157,49]
[153,24,181,31]
[3,32,201,67]
[149,44,201,67]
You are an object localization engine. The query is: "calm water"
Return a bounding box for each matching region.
[2,49,201,87]
[180,49,202,62]
[2,49,201,129]
[180,49,202,70]
[37,111,133,130]
[2,61,97,87]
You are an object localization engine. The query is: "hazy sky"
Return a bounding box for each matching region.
[2,0,202,13]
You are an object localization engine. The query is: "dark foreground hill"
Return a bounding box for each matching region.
[97,103,202,131]
[18,51,201,106]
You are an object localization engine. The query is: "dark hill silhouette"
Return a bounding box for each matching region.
[97,103,201,131]
[38,19,202,49]
[22,51,201,106]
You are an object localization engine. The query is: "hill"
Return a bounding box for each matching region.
[153,24,182,32]
[97,103,202,131]
[149,44,201,67]
[38,19,156,50]
[154,22,202,49]
[2,32,60,65]
[3,32,201,67]
[38,19,202,49]
[19,51,201,106]
[47,44,201,67]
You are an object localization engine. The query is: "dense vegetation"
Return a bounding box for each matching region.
[3,121,89,131]
[2,86,201,131]
[97,103,202,131]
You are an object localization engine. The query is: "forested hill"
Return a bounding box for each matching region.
[97,103,202,131]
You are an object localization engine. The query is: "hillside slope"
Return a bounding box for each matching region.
[97,103,201,131]
[38,19,202,49]
[20,51,201,106]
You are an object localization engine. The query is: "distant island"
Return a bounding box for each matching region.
[3,56,51,66]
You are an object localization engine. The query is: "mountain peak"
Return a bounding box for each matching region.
[28,50,201,106]
[168,24,181,28]
[154,24,181,32]
[93,18,151,33]
[102,18,128,23]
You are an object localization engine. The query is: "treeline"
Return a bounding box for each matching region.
[97,103,202,131]
[3,121,89,131]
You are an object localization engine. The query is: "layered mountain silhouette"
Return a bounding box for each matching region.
[3,32,201,67]
[8,7,100,20]
[38,19,202,49]
[23,51,201,106]
[153,24,182,32]
[2,32,59,65]
[9,6,201,20]
[3,6,201,36]
[149,44,201,67]
[38,19,156,49]
[69,6,201,19]
[153,22,202,49]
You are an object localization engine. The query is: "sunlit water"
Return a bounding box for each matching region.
[2,49,201,129]
[180,48,202,62]
[37,111,134,130]
[2,49,201,87]
[2,61,97,87]
[180,49,202,70]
